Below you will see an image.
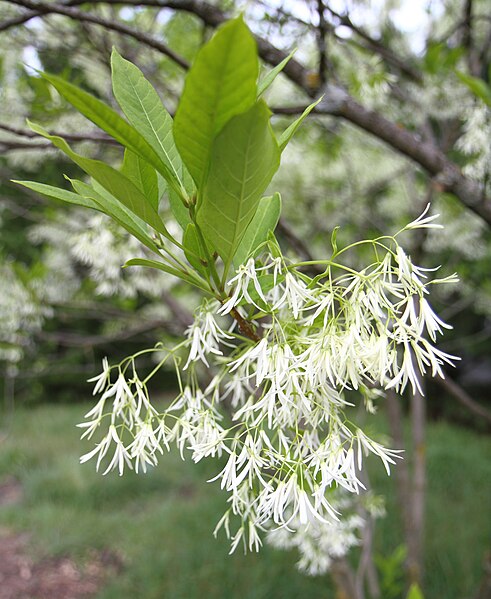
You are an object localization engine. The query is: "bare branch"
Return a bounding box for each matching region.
[37,318,171,347]
[435,374,491,426]
[315,0,329,86]
[0,123,117,144]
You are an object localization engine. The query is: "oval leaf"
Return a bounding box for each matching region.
[173,17,258,190]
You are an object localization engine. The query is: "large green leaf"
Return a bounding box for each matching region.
[173,17,258,190]
[278,97,322,152]
[28,122,170,238]
[197,101,280,272]
[41,71,184,197]
[69,178,160,254]
[121,149,159,210]
[111,49,189,197]
[13,180,100,211]
[234,192,282,267]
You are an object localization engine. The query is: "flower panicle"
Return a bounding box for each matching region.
[79,208,458,559]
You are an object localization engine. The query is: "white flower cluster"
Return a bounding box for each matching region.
[269,488,386,575]
[80,208,458,558]
[267,489,363,575]
[29,211,175,301]
[0,262,52,363]
[456,102,491,183]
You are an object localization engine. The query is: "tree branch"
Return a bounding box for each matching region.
[324,3,423,83]
[37,318,171,347]
[3,0,190,68]
[435,374,491,426]
[0,123,117,144]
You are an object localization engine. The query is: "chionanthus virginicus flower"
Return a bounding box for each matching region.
[79,206,458,565]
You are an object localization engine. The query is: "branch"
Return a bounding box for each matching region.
[435,374,491,426]
[37,318,171,347]
[3,0,190,68]
[315,0,329,86]
[0,140,53,151]
[314,92,491,225]
[0,123,117,144]
[324,3,423,83]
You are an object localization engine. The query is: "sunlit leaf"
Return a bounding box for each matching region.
[234,192,282,267]
[278,97,322,152]
[111,49,190,198]
[197,101,280,273]
[257,49,296,97]
[174,17,258,190]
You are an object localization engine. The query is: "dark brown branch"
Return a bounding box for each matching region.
[316,92,491,225]
[277,218,314,261]
[435,374,491,426]
[229,308,260,342]
[0,140,52,151]
[315,0,329,86]
[462,0,474,52]
[37,318,170,347]
[331,557,362,599]
[161,290,193,329]
[0,123,118,144]
[407,375,426,586]
[3,0,190,68]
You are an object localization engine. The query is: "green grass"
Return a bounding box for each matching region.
[0,402,490,598]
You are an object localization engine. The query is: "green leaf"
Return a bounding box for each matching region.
[124,258,184,279]
[13,180,100,211]
[278,97,322,152]
[29,121,170,238]
[406,583,424,599]
[125,258,211,294]
[121,149,159,210]
[455,70,491,107]
[330,226,340,254]
[257,49,296,97]
[69,178,160,254]
[169,189,192,231]
[111,49,189,197]
[183,223,209,276]
[174,17,258,189]
[197,100,280,273]
[41,71,185,197]
[234,192,282,267]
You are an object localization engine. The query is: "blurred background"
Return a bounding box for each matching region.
[0,0,490,597]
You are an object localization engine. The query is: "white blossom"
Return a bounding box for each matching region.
[79,209,458,554]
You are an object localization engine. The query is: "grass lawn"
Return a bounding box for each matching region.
[0,401,490,598]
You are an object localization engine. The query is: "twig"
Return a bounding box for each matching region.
[324,3,423,82]
[435,375,491,426]
[0,123,117,144]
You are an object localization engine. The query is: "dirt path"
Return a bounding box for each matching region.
[0,478,121,599]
